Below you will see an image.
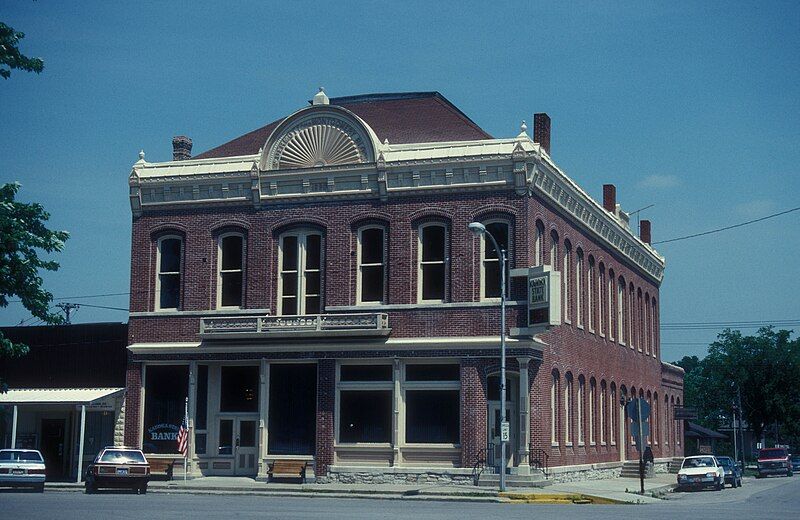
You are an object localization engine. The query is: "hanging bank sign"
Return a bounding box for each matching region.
[511,265,561,331]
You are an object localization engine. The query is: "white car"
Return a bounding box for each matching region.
[0,449,46,492]
[677,455,725,491]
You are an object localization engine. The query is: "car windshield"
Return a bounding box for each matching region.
[759,449,787,459]
[717,457,733,466]
[99,450,146,463]
[0,450,43,462]
[683,457,716,468]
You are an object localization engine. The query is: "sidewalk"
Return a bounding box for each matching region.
[45,474,677,505]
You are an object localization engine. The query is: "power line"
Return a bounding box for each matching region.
[652,206,800,245]
[68,303,129,312]
[7,292,130,304]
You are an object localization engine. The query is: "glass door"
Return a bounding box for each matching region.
[218,417,259,476]
[487,403,516,472]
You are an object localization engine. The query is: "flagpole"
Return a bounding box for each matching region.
[184,396,188,482]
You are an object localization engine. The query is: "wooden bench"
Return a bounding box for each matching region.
[148,458,182,480]
[268,460,308,483]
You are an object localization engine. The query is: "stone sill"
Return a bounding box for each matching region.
[328,465,473,476]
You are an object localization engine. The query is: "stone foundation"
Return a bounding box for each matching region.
[319,466,474,485]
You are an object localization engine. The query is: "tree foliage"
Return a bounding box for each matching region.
[676,328,800,445]
[0,182,68,391]
[0,21,44,79]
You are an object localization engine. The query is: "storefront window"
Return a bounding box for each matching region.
[143,365,188,454]
[339,390,392,443]
[220,366,259,413]
[405,390,459,443]
[268,364,317,455]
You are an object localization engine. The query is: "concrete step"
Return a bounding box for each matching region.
[477,471,550,488]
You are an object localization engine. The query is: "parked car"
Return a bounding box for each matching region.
[0,449,46,492]
[85,447,150,494]
[756,447,792,478]
[676,455,725,491]
[715,456,742,488]
[790,454,800,474]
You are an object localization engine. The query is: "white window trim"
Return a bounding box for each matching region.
[550,375,559,446]
[617,280,625,345]
[587,261,595,333]
[417,222,448,303]
[335,361,394,447]
[607,274,614,341]
[534,222,544,267]
[599,385,605,445]
[563,244,571,324]
[576,251,583,328]
[564,376,572,446]
[216,232,245,310]
[598,269,605,337]
[277,229,323,316]
[479,219,511,302]
[155,235,182,311]
[356,225,387,305]
[609,388,616,445]
[629,286,635,349]
[577,378,584,446]
[401,360,461,447]
[588,381,595,446]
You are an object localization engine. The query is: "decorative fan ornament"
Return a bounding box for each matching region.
[278,124,363,169]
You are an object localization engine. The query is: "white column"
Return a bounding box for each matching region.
[11,405,18,448]
[77,405,86,483]
[257,359,269,480]
[188,361,198,475]
[517,357,531,475]
[392,358,401,466]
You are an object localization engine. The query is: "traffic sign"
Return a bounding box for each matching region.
[625,398,650,420]
[500,421,510,442]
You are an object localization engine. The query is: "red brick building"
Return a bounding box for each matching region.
[124,90,683,483]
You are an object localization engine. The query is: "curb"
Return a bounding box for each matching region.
[500,491,627,505]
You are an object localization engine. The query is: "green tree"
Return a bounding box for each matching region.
[0,21,44,79]
[0,183,68,391]
[678,328,800,443]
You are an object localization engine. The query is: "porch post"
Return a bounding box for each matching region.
[77,404,86,483]
[392,358,401,466]
[188,361,198,475]
[11,405,18,448]
[257,358,269,480]
[517,357,531,474]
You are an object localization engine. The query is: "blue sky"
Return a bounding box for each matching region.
[1,0,798,362]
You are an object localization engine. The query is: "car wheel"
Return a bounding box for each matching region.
[139,483,147,495]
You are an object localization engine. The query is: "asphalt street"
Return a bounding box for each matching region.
[2,475,798,519]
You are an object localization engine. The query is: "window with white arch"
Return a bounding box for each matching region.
[156,235,182,310]
[534,220,545,266]
[587,257,595,333]
[564,373,573,445]
[576,249,584,327]
[480,220,510,300]
[357,225,387,304]
[617,278,625,344]
[278,229,323,315]
[217,233,244,308]
[563,241,571,323]
[551,371,560,446]
[577,376,585,445]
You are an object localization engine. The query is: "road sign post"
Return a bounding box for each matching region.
[625,398,650,494]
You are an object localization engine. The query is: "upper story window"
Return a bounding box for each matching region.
[617,277,625,344]
[156,236,182,310]
[563,240,571,322]
[534,220,545,266]
[218,234,244,308]
[549,230,559,268]
[418,223,447,302]
[279,230,322,315]
[358,226,386,304]
[576,249,584,328]
[480,221,510,300]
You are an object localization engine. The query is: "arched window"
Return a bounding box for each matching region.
[644,293,651,355]
[418,222,448,302]
[609,382,617,445]
[480,220,511,300]
[617,277,625,344]
[598,263,605,337]
[576,248,584,327]
[599,380,606,445]
[653,392,659,445]
[637,289,644,352]
[278,229,323,315]
[563,240,572,322]
[156,235,182,310]
[589,377,596,445]
[665,395,670,446]
[607,269,615,341]
[652,298,659,358]
[676,397,681,446]
[588,256,595,333]
[357,225,387,304]
[535,220,545,267]
[217,233,244,308]
[629,283,635,349]
[564,372,573,445]
[549,230,559,268]
[577,375,585,445]
[551,370,560,445]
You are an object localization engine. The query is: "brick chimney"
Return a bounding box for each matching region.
[533,113,551,155]
[603,184,616,213]
[172,135,192,161]
[640,219,652,244]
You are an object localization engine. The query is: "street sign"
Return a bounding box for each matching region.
[674,406,697,420]
[631,422,651,439]
[625,398,650,420]
[500,421,510,442]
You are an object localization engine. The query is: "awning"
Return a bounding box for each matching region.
[685,421,727,440]
[0,387,124,405]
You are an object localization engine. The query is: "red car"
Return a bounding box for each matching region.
[756,447,793,478]
[85,447,150,494]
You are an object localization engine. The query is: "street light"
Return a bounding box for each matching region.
[468,221,508,492]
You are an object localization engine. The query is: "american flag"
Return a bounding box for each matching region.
[176,404,188,457]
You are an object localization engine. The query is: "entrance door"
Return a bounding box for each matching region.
[40,419,65,479]
[218,417,258,476]
[487,402,516,472]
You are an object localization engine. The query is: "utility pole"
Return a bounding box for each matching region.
[56,303,80,324]
[737,385,746,467]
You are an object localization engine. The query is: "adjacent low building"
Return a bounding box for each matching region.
[124,90,683,483]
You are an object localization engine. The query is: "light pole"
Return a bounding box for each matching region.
[468,221,507,492]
